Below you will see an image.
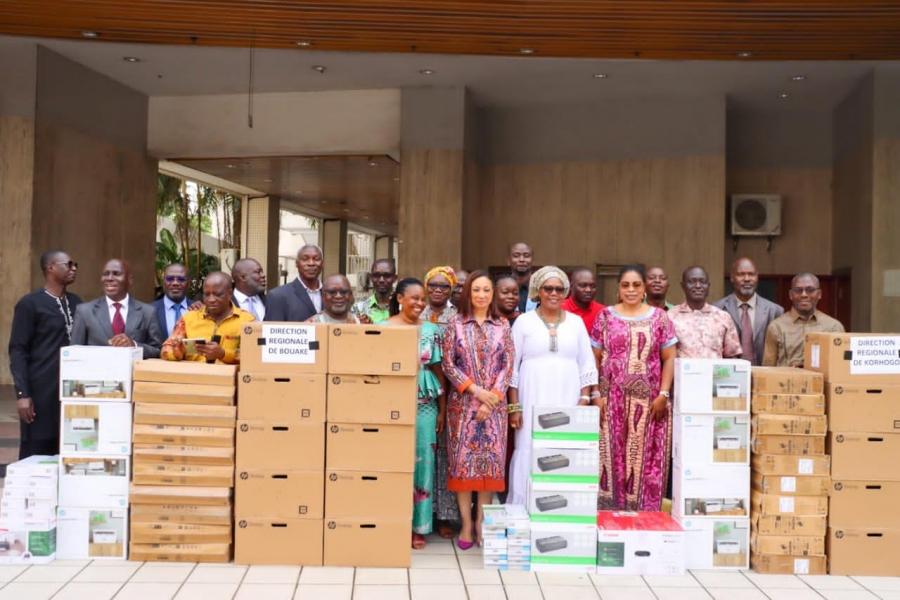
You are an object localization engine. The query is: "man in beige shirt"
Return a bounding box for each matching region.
[763,272,845,367]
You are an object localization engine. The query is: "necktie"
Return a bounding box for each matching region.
[112,302,125,336]
[740,303,755,365]
[247,297,261,320]
[172,304,183,332]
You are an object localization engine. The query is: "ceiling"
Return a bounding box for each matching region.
[1,1,899,61]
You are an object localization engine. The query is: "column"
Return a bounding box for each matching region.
[321,218,348,276]
[243,195,281,290]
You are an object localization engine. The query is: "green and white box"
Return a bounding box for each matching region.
[0,518,57,564]
[57,507,128,561]
[60,401,132,456]
[530,522,597,573]
[5,455,59,478]
[531,447,599,490]
[527,479,596,524]
[532,406,600,449]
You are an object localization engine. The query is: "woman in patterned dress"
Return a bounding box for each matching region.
[589,265,678,512]
[384,277,446,550]
[441,271,515,549]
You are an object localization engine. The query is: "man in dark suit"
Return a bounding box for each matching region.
[265,245,323,322]
[231,258,267,320]
[70,258,165,359]
[712,257,784,365]
[152,263,191,337]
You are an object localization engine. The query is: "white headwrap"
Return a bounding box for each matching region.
[529,266,570,301]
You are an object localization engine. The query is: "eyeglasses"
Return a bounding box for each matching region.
[791,286,819,295]
[324,289,353,297]
[370,273,394,280]
[541,285,566,295]
[427,283,451,291]
[165,276,187,283]
[619,281,644,289]
[54,261,78,269]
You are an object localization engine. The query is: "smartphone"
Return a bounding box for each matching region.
[182,338,206,355]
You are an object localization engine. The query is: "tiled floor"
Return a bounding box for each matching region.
[0,535,899,600]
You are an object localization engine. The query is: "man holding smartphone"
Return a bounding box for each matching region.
[160,272,255,364]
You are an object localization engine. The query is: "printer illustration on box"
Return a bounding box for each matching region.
[534,494,569,512]
[537,412,571,429]
[535,535,568,553]
[537,454,570,472]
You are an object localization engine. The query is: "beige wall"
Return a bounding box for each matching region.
[871,138,900,331]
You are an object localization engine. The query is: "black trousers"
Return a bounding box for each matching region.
[19,437,59,460]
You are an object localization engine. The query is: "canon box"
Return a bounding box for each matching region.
[595,511,684,576]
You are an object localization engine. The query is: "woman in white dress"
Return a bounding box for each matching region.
[507,266,599,505]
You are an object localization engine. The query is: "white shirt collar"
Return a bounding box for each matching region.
[297,277,322,293]
[106,294,130,308]
[233,289,250,304]
[163,295,187,309]
[739,293,758,310]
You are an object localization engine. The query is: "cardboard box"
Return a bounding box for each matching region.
[132,424,234,448]
[805,333,900,384]
[0,518,56,564]
[130,522,233,544]
[826,382,900,432]
[1,485,56,502]
[750,491,827,516]
[240,322,329,374]
[128,542,231,563]
[752,514,827,536]
[595,511,684,576]
[527,480,596,524]
[530,406,600,449]
[750,393,825,416]
[132,464,234,488]
[829,480,900,528]
[56,507,127,560]
[325,423,414,472]
[59,346,142,402]
[235,517,322,565]
[132,444,234,467]
[674,517,750,570]
[750,533,825,556]
[5,455,59,478]
[133,359,237,387]
[326,374,417,425]
[750,367,823,395]
[751,473,829,496]
[751,454,831,476]
[130,503,232,526]
[674,358,751,414]
[323,518,411,567]
[750,553,827,575]
[238,372,326,421]
[236,469,324,519]
[134,403,236,429]
[531,448,600,486]
[750,434,825,456]
[324,470,412,520]
[529,522,597,573]
[132,381,235,406]
[236,421,325,471]
[61,402,132,456]
[58,457,129,509]
[672,463,750,519]
[326,324,418,376]
[750,414,827,436]
[829,431,900,480]
[828,527,900,576]
[483,504,531,531]
[128,484,232,507]
[673,413,749,465]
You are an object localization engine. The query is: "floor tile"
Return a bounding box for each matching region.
[0,565,29,583]
[353,584,411,600]
[818,592,881,600]
[241,566,301,585]
[93,561,143,568]
[744,574,811,589]
[410,584,467,600]
[174,582,239,600]
[52,582,123,600]
[49,561,92,567]
[597,586,657,600]
[874,593,900,600]
[537,572,594,586]
[234,583,296,600]
[409,567,463,585]
[0,582,65,600]
[463,568,503,585]
[292,584,352,600]
[541,585,601,600]
[590,574,649,588]
[467,585,508,600]
[419,542,456,555]
[186,564,247,584]
[355,567,409,585]
[113,582,182,600]
[704,588,768,600]
[691,571,755,588]
[803,576,866,591]
[297,567,355,585]
[456,554,484,570]
[644,574,701,588]
[500,586,543,600]
[13,565,85,583]
[650,588,712,600]
[411,554,459,569]
[853,578,900,592]
[500,570,538,586]
[73,564,141,583]
[762,589,824,600]
[129,565,195,583]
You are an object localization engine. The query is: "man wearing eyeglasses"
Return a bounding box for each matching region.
[763,273,844,367]
[351,259,396,324]
[153,263,191,336]
[309,275,360,324]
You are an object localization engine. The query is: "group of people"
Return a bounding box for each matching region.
[9,242,846,551]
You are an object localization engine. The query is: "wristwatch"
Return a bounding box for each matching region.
[659,391,670,398]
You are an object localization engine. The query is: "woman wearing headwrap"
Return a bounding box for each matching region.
[421,266,459,326]
[506,266,599,505]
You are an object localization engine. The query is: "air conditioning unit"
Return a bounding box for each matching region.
[730,194,782,236]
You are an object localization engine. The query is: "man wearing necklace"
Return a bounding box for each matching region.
[8,249,82,459]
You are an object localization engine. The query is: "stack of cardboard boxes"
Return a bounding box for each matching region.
[0,456,59,564]
[234,322,329,566]
[527,405,600,573]
[129,360,238,563]
[57,346,141,561]
[482,504,531,570]
[672,358,752,570]
[749,367,829,575]
[806,332,900,576]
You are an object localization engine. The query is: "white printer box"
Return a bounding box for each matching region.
[59,346,142,403]
[0,518,57,564]
[674,517,750,570]
[674,359,751,414]
[527,479,596,524]
[532,406,600,449]
[56,507,127,560]
[531,447,599,490]
[5,455,59,478]
[673,413,750,466]
[596,511,685,576]
[60,401,132,456]
[58,457,130,509]
[530,522,597,573]
[672,462,750,520]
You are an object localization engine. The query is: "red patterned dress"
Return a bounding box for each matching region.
[441,314,515,491]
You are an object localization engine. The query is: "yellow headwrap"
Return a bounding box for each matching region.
[424,266,457,288]
[529,266,570,301]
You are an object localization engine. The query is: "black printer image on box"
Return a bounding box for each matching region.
[535,494,569,512]
[535,535,568,553]
[536,454,570,472]
[537,411,571,429]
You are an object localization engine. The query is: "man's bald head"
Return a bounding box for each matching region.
[203,272,235,318]
[231,258,266,296]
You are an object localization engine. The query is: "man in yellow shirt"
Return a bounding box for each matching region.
[161,272,255,364]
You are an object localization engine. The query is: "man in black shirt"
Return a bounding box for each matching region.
[509,242,536,313]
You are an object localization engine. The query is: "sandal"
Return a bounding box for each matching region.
[437,524,456,540]
[412,533,426,550]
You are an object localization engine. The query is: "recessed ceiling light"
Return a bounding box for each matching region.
[312,65,326,74]
[368,161,377,167]
[779,93,789,99]
[295,41,313,47]
[791,75,807,82]
[226,164,236,169]
[123,57,141,63]
[294,190,303,194]
[320,200,328,204]
[393,177,399,181]
[419,69,435,75]
[736,51,753,58]
[519,48,535,55]
[363,216,370,220]
[343,209,350,213]
[81,31,99,38]
[593,73,608,79]
[263,178,274,183]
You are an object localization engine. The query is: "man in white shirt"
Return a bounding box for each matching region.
[231,258,267,321]
[153,263,191,336]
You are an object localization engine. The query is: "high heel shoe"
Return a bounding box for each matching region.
[456,538,474,551]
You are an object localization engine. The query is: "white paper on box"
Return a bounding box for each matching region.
[259,324,317,364]
[794,558,810,575]
[779,497,795,513]
[849,336,900,374]
[798,459,814,475]
[780,477,797,493]
[56,507,128,560]
[810,345,820,368]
